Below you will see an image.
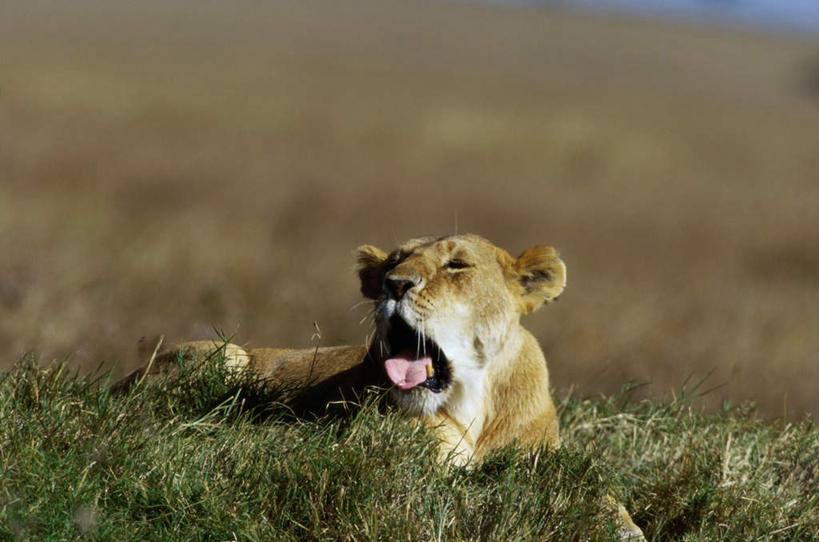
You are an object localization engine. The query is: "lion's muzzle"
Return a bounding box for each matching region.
[382,315,450,393]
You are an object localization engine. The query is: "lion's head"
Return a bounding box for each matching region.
[357,234,566,416]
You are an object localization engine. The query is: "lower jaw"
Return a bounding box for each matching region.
[421,379,445,393]
[389,387,448,416]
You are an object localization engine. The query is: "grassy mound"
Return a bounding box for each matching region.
[1,355,816,540]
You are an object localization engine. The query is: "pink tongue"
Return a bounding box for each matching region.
[384,349,433,390]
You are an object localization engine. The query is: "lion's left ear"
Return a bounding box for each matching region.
[356,245,389,299]
[512,246,567,314]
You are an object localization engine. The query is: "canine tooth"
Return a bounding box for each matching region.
[426,362,434,378]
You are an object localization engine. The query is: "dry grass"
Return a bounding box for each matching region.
[1,0,818,417]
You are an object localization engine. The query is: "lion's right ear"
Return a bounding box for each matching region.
[356,245,388,299]
[512,246,567,314]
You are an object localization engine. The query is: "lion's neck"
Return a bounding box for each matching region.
[437,327,527,451]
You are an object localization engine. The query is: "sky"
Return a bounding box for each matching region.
[494,0,819,34]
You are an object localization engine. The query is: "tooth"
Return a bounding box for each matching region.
[426,362,434,379]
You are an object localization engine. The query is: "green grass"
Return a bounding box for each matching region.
[1,354,816,541]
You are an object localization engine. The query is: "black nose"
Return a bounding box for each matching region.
[385,277,416,299]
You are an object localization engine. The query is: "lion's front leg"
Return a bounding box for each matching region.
[421,414,478,467]
[605,495,646,541]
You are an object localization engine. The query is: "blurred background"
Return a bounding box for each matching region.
[1,0,817,418]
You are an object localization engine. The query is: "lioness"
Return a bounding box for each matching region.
[115,234,643,539]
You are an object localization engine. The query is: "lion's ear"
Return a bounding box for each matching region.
[356,245,388,299]
[513,246,566,314]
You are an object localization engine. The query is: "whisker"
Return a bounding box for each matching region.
[348,299,372,312]
[362,326,374,347]
[423,329,428,357]
[420,319,427,357]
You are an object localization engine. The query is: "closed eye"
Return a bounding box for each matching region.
[386,252,404,270]
[445,259,471,270]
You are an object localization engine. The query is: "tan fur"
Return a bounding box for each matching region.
[113,341,374,414]
[114,234,643,539]
[359,234,564,462]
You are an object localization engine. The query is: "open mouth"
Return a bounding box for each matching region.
[383,315,450,393]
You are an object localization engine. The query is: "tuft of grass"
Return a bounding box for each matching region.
[1,355,816,541]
